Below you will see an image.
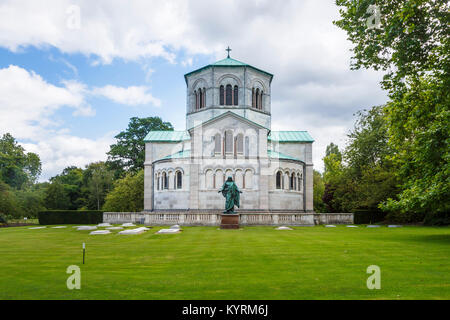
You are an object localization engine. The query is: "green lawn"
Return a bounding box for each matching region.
[0,225,449,299]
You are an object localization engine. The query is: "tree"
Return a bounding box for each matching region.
[313,170,326,212]
[0,181,18,217]
[334,0,448,93]
[44,181,70,210]
[0,133,41,188]
[48,166,86,210]
[107,117,173,175]
[334,0,449,221]
[103,170,144,212]
[83,162,115,210]
[381,77,449,216]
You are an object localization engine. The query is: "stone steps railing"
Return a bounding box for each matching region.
[103,212,354,226]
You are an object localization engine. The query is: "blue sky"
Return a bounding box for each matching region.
[0,0,388,181]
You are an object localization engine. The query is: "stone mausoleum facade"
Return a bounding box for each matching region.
[143,54,314,213]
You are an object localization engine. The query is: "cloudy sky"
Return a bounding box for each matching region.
[0,0,387,181]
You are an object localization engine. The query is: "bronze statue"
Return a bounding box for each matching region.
[218,176,242,214]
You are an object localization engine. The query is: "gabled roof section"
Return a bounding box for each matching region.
[268,150,303,162]
[184,57,273,83]
[144,130,190,142]
[268,131,314,143]
[188,111,269,132]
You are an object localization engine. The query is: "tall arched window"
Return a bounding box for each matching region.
[176,171,182,189]
[255,88,260,109]
[220,85,224,105]
[199,90,203,109]
[225,130,233,154]
[214,133,221,154]
[245,169,253,189]
[202,88,206,108]
[259,91,263,110]
[290,173,296,190]
[215,170,224,189]
[276,171,282,189]
[194,90,198,110]
[252,88,255,108]
[163,172,168,189]
[156,175,160,191]
[205,170,213,189]
[298,173,302,192]
[236,134,244,155]
[226,85,232,105]
[233,86,238,105]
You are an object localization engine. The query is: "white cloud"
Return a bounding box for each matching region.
[0,65,162,180]
[91,85,161,107]
[0,0,389,172]
[0,65,93,140]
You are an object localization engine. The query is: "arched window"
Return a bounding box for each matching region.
[226,85,232,105]
[205,170,213,189]
[235,170,243,189]
[298,173,302,191]
[245,136,249,158]
[233,86,238,105]
[194,90,198,110]
[255,88,260,109]
[220,86,224,105]
[245,169,253,189]
[199,90,203,109]
[252,88,255,108]
[156,175,160,191]
[276,171,282,189]
[215,170,224,189]
[163,172,168,189]
[259,90,264,110]
[202,88,206,108]
[236,134,244,155]
[225,130,233,154]
[214,133,221,154]
[176,171,182,189]
[290,173,296,190]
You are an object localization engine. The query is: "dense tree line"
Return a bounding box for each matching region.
[0,117,172,221]
[311,0,449,224]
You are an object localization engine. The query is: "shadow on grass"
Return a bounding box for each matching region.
[398,234,450,245]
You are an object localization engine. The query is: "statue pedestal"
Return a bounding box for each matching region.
[220,214,239,229]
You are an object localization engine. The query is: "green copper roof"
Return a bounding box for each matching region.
[160,149,191,161]
[268,150,302,162]
[144,131,190,142]
[268,131,314,143]
[184,56,273,81]
[212,57,248,67]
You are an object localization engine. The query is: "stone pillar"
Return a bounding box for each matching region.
[144,142,153,211]
[258,128,269,210]
[305,143,314,212]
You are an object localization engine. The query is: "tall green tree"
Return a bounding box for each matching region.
[103,170,144,212]
[313,170,326,212]
[107,117,173,175]
[44,181,70,210]
[0,133,41,188]
[334,0,449,221]
[46,166,86,210]
[83,162,115,210]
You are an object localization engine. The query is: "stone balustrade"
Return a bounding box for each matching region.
[103,211,354,226]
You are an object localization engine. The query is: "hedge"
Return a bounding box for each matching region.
[38,210,103,225]
[353,209,387,224]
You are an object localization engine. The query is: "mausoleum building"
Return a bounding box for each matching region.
[143,54,314,213]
